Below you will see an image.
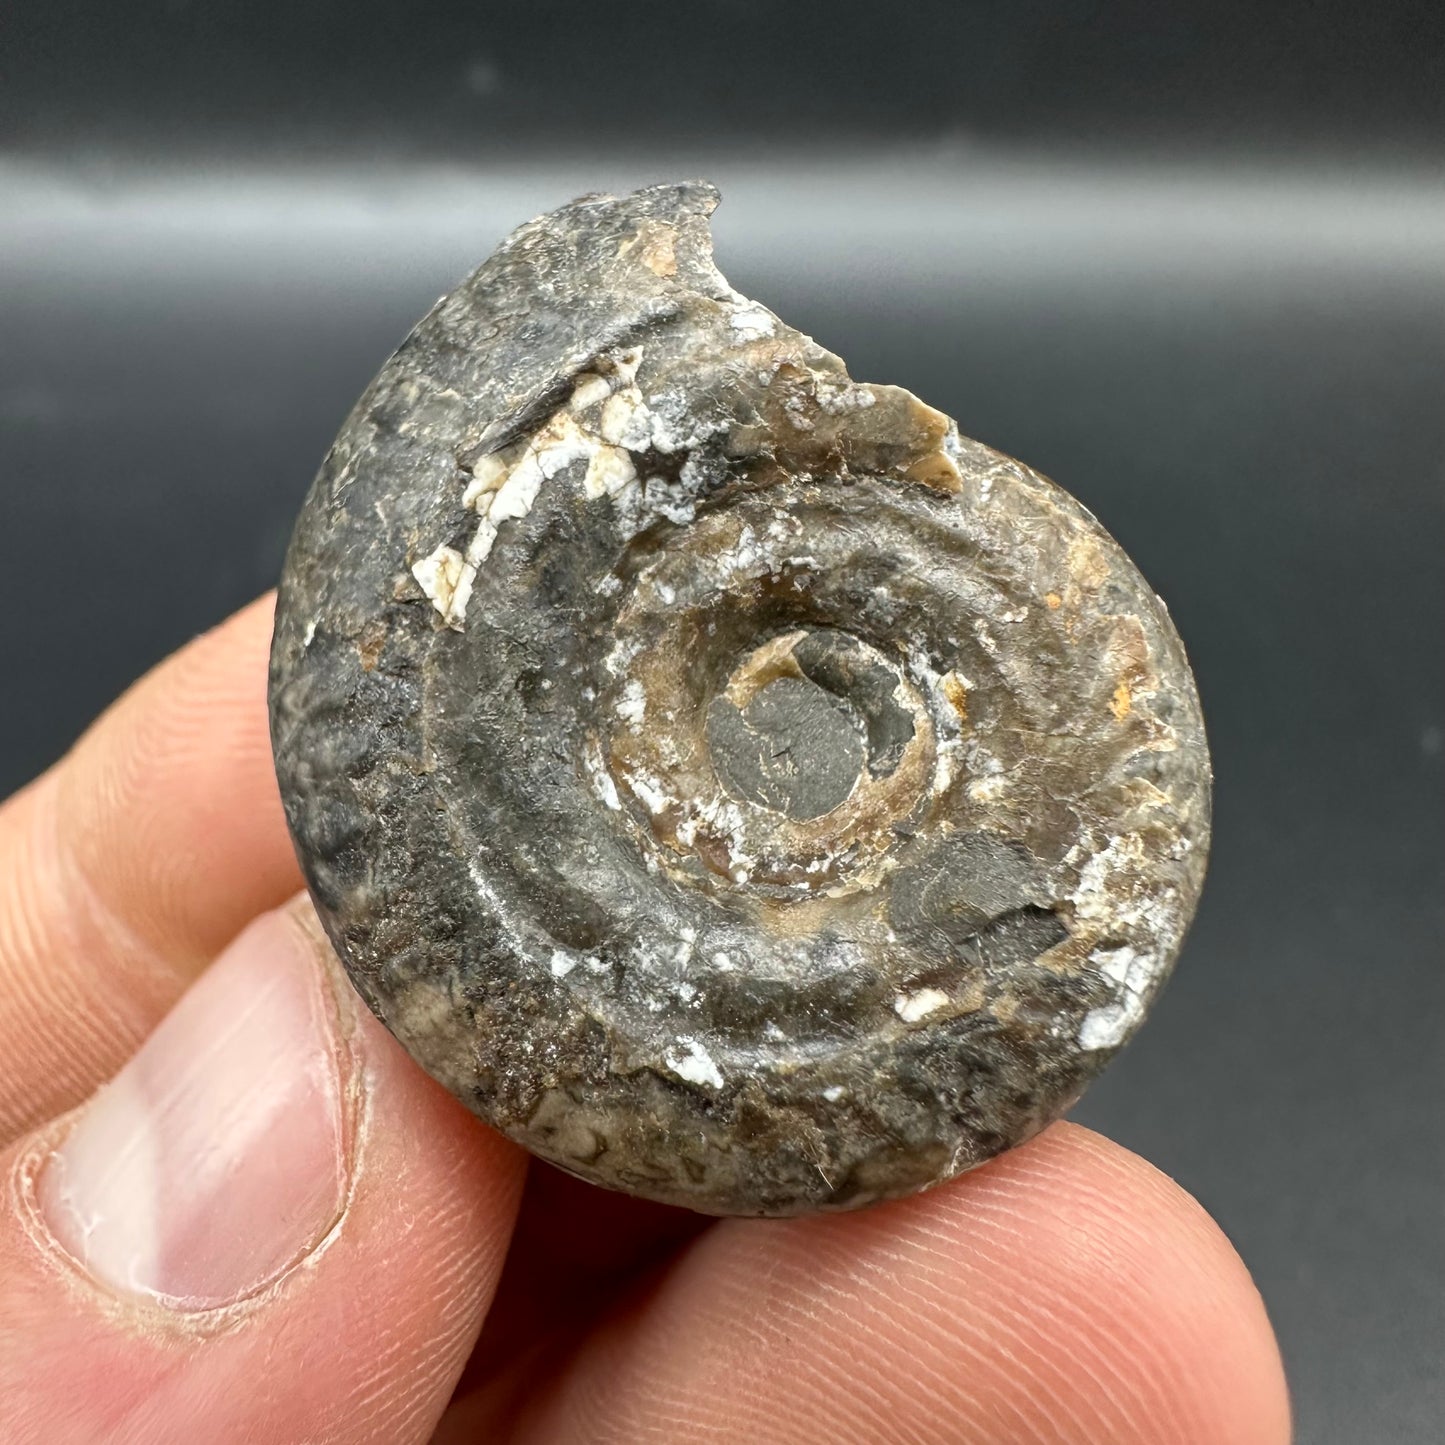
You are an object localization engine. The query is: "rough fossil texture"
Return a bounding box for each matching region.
[269,182,1211,1216]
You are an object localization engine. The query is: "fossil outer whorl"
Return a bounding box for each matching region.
[269,182,1211,1216]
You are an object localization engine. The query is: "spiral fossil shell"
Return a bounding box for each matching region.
[269,182,1211,1216]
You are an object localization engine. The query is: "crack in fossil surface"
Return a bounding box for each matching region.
[270,182,1212,1216]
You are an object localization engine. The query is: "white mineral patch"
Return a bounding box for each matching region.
[569,371,614,409]
[432,352,657,627]
[461,450,511,508]
[604,635,645,675]
[822,1085,845,1102]
[707,521,804,591]
[583,351,647,447]
[581,443,637,499]
[782,394,814,431]
[605,347,643,387]
[968,773,1009,805]
[500,415,594,512]
[678,454,716,492]
[1078,943,1160,1050]
[582,743,624,812]
[416,515,502,628]
[598,388,653,450]
[425,433,556,628]
[683,794,756,881]
[625,771,671,815]
[964,739,1008,805]
[815,380,878,415]
[930,738,960,795]
[412,543,471,626]
[616,679,647,731]
[663,1036,724,1090]
[1093,944,1157,993]
[466,858,508,917]
[905,644,944,691]
[1074,836,1131,914]
[639,387,718,455]
[1077,994,1146,1051]
[1072,833,1163,932]
[894,987,950,1023]
[728,298,776,340]
[549,950,577,979]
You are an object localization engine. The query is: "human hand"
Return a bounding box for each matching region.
[0,596,1290,1443]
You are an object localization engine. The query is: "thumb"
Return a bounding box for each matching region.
[0,899,527,1444]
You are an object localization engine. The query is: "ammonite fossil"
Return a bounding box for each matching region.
[269,182,1211,1216]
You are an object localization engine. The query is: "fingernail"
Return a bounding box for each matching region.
[38,907,354,1310]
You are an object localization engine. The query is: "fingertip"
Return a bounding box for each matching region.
[947,1124,1292,1445]
[0,896,527,1445]
[58,590,297,965]
[507,1122,1290,1445]
[0,593,300,1140]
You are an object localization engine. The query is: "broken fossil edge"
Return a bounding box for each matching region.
[268,181,1211,1216]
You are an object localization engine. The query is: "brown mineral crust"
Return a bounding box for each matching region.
[269,182,1211,1216]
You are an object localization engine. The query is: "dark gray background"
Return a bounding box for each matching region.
[2,3,1441,1441]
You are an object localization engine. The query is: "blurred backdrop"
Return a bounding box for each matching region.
[2,3,1442,1440]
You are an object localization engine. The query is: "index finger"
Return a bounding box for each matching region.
[0,594,301,1141]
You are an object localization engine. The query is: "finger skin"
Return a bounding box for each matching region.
[500,1123,1290,1445]
[0,905,527,1445]
[0,595,299,1141]
[461,1164,707,1390]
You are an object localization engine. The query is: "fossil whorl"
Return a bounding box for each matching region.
[269,182,1211,1216]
